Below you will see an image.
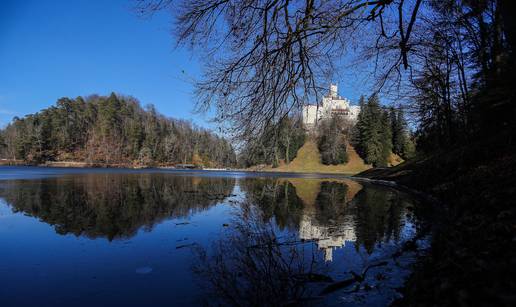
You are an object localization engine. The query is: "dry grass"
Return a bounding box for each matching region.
[388,153,404,166]
[262,140,371,175]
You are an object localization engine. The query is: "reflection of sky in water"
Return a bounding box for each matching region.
[0,167,427,306]
[0,199,13,217]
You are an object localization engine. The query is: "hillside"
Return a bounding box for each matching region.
[0,94,236,168]
[258,140,371,174]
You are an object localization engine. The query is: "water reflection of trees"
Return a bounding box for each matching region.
[193,202,324,306]
[350,187,406,253]
[313,181,349,224]
[0,174,235,240]
[240,178,411,256]
[239,178,305,231]
[195,178,417,305]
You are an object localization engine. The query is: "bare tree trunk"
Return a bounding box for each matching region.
[285,137,290,164]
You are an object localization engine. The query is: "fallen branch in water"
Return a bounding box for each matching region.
[292,273,334,283]
[319,261,389,295]
[319,229,431,296]
[176,243,197,249]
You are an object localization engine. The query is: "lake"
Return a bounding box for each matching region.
[0,167,429,306]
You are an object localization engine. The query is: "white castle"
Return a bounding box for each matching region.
[302,84,360,128]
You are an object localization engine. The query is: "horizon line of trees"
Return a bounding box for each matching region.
[0,93,236,167]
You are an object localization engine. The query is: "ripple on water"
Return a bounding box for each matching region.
[135,267,153,274]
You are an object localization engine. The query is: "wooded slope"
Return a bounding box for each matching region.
[0,93,236,167]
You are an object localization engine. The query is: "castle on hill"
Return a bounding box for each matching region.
[302,84,360,129]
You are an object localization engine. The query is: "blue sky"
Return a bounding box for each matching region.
[0,0,209,127]
[0,0,366,129]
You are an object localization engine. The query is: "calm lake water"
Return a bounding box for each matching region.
[0,167,429,306]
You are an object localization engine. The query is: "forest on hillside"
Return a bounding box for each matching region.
[0,93,236,167]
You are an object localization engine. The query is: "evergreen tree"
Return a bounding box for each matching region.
[391,108,406,156]
[354,94,393,167]
[378,110,393,167]
[99,92,122,138]
[402,135,416,160]
[388,107,416,160]
[365,95,383,166]
[354,95,368,157]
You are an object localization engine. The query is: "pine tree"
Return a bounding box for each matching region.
[365,95,383,166]
[402,134,416,159]
[354,94,394,167]
[354,95,368,158]
[391,108,406,156]
[378,109,393,167]
[99,93,122,138]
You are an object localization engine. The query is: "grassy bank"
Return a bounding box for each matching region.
[250,140,372,174]
[0,159,27,166]
[249,140,405,175]
[355,137,516,306]
[0,160,157,169]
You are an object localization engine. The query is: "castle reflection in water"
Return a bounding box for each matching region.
[296,179,361,262]
[0,174,413,258]
[299,214,356,262]
[241,177,412,259]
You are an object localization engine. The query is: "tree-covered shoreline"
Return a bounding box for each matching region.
[0,93,236,168]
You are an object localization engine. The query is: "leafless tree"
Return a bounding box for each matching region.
[192,200,326,305]
[135,0,425,141]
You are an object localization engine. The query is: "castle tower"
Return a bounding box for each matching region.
[330,83,338,98]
